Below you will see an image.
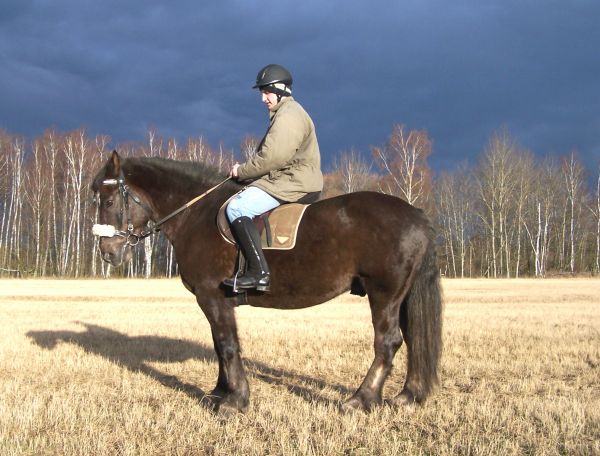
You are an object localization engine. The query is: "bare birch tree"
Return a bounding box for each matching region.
[24,140,51,275]
[475,130,519,277]
[0,133,10,274]
[436,165,475,277]
[593,168,600,273]
[562,151,585,273]
[240,135,259,161]
[372,124,432,207]
[522,158,558,276]
[333,149,372,194]
[511,151,535,277]
[0,137,25,274]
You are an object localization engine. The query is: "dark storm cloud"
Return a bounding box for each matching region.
[0,0,598,171]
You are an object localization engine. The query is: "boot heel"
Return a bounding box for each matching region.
[256,284,270,292]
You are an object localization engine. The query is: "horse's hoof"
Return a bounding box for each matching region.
[215,395,249,417]
[216,402,243,418]
[389,391,419,410]
[209,387,226,400]
[341,398,363,413]
[341,396,375,413]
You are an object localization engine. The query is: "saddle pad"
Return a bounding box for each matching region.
[260,203,308,249]
[217,194,309,250]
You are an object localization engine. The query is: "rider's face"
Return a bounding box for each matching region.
[261,90,278,109]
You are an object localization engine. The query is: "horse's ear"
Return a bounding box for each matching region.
[106,150,121,178]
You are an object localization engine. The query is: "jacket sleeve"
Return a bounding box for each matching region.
[237,106,306,180]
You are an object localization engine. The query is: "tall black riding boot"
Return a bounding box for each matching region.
[223,216,271,292]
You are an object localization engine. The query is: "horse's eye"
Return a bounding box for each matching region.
[105,199,113,208]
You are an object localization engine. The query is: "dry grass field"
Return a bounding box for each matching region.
[1,278,599,455]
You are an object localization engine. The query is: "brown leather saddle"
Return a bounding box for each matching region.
[216,192,312,250]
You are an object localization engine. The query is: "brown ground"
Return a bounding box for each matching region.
[1,278,599,455]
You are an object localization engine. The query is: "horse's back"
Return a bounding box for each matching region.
[308,191,431,236]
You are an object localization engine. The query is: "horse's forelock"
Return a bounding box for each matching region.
[92,153,123,192]
[91,163,110,192]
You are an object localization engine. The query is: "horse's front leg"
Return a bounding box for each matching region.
[197,296,249,415]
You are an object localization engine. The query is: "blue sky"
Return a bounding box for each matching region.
[1,0,598,172]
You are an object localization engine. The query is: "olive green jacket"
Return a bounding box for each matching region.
[237,97,323,202]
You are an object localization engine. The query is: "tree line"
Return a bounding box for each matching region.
[1,126,598,278]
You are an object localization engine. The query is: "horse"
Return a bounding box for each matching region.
[91,151,443,415]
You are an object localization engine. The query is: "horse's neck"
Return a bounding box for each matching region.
[126,162,235,237]
[125,161,210,217]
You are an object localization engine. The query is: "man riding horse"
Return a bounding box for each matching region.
[223,64,323,292]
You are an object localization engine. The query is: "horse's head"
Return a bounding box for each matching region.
[91,151,151,267]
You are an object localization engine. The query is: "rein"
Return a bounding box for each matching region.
[92,175,231,245]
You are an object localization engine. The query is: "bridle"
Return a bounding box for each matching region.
[92,173,231,247]
[92,175,154,247]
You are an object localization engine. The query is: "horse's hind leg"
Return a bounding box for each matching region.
[391,241,443,406]
[341,287,404,412]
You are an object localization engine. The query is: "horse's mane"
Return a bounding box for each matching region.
[122,156,239,193]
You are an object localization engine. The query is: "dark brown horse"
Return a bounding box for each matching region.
[92,151,442,414]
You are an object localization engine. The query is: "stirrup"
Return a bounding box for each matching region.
[223,272,242,293]
[223,273,270,293]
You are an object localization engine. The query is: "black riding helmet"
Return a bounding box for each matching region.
[253,64,292,98]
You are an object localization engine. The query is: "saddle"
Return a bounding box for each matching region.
[216,193,310,250]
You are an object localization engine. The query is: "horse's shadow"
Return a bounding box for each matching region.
[26,322,352,410]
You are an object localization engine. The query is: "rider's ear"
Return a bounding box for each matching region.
[107,150,121,177]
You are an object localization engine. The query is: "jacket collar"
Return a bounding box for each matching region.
[269,96,294,116]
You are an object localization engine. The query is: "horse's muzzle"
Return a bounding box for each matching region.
[98,237,132,267]
[102,251,113,263]
[101,250,122,267]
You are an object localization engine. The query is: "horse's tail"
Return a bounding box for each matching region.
[401,235,443,401]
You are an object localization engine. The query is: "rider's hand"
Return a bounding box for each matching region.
[230,163,240,178]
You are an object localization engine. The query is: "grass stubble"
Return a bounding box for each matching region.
[0,278,598,455]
